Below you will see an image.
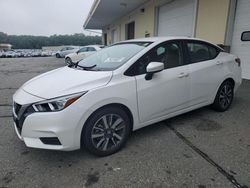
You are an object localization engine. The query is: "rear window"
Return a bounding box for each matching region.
[186,41,220,63]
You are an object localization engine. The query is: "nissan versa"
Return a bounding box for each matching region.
[13,37,242,156]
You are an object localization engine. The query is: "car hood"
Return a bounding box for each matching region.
[21,67,112,99]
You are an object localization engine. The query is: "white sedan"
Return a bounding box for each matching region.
[65,45,103,65]
[55,46,79,58]
[13,37,241,156]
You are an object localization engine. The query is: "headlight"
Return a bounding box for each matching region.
[32,92,86,112]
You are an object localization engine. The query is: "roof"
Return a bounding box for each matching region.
[115,37,194,43]
[84,0,149,29]
[79,45,104,48]
[113,37,224,50]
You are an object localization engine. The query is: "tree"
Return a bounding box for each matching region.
[0,32,102,49]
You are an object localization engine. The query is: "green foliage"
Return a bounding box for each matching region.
[0,32,102,49]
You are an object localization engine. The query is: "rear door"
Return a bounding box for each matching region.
[126,40,190,123]
[184,40,224,106]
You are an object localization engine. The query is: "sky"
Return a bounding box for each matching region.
[0,0,100,36]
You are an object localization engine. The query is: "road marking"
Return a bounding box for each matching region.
[167,123,249,188]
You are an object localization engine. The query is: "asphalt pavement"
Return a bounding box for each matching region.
[0,57,249,188]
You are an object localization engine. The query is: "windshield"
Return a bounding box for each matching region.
[77,42,152,71]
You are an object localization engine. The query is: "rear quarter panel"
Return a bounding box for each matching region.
[219,52,242,91]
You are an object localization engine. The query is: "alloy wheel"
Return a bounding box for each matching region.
[91,114,126,151]
[66,59,71,65]
[219,83,233,109]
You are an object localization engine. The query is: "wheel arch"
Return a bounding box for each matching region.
[91,103,134,129]
[223,77,235,88]
[80,103,134,148]
[212,77,235,102]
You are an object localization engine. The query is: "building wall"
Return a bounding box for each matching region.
[195,0,230,44]
[102,0,231,46]
[0,44,12,51]
[103,0,157,45]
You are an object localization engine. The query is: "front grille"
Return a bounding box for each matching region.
[14,102,22,116]
[13,102,35,134]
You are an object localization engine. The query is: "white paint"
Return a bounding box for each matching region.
[13,37,242,152]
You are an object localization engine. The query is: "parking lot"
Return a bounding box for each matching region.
[0,57,249,188]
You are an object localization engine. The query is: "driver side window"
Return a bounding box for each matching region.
[125,41,183,76]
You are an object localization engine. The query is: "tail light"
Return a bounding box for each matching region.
[235,58,241,67]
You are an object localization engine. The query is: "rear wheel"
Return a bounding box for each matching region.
[82,107,131,156]
[212,80,234,112]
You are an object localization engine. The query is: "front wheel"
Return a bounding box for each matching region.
[56,53,60,58]
[82,107,131,156]
[65,57,73,66]
[212,80,234,112]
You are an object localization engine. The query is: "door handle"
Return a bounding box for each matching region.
[178,73,189,78]
[216,61,223,65]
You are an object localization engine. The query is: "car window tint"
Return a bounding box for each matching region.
[127,41,183,75]
[79,42,150,71]
[209,46,218,59]
[187,43,210,63]
[164,43,183,69]
[88,47,96,52]
[79,47,88,53]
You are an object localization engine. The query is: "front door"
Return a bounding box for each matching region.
[132,41,190,123]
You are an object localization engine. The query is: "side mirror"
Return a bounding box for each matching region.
[145,62,164,80]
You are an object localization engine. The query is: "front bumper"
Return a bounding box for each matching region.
[12,106,84,151]
[12,90,88,151]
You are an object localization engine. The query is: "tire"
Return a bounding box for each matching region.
[82,106,131,156]
[212,80,234,112]
[65,57,72,66]
[56,53,60,58]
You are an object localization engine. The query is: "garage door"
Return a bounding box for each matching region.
[157,0,196,37]
[231,0,250,79]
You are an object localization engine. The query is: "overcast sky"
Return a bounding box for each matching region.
[0,0,100,36]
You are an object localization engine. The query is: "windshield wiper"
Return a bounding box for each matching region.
[71,61,97,70]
